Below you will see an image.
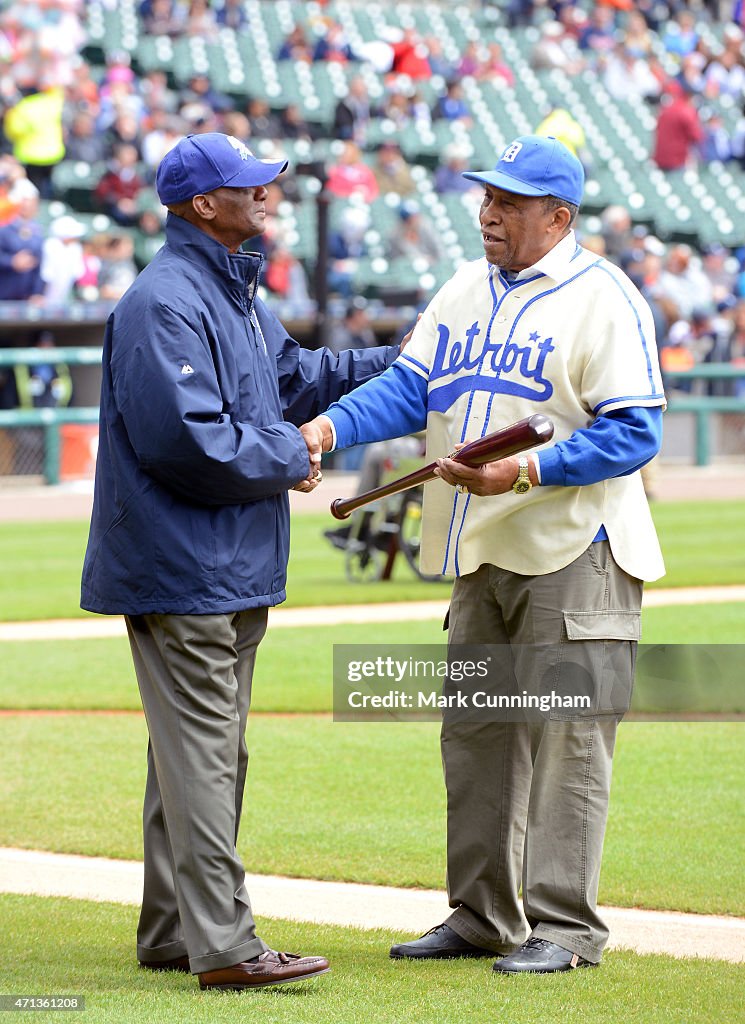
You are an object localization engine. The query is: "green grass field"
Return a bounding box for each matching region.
[0,517,450,622]
[1,500,745,620]
[4,895,741,1024]
[0,500,743,1022]
[0,601,743,712]
[0,714,742,915]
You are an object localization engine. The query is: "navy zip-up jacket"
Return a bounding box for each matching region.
[81,213,397,614]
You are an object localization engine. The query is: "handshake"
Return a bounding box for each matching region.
[292,415,553,501]
[292,314,421,493]
[292,417,335,494]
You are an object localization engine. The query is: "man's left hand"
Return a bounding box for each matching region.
[434,453,538,496]
[292,466,323,493]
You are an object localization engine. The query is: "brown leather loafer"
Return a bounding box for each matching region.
[138,954,191,973]
[198,949,330,990]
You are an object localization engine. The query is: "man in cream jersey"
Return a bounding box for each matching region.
[301,135,665,974]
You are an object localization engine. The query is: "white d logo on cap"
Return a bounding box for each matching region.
[227,136,252,161]
[501,142,523,163]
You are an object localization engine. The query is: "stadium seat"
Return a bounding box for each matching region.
[60,3,745,282]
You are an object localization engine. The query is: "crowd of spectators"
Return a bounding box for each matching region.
[0,0,743,392]
[526,2,745,170]
[0,153,139,306]
[581,205,745,396]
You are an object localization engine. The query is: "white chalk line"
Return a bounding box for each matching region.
[0,847,742,964]
[1,585,744,642]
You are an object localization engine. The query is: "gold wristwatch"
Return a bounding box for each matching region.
[512,456,532,495]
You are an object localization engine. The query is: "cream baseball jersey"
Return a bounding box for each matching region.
[395,232,666,581]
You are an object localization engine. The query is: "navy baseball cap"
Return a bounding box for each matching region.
[463,135,584,207]
[156,133,288,204]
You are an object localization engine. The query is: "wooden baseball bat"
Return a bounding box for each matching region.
[330,414,554,520]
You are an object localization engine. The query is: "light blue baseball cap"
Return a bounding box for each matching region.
[463,135,584,207]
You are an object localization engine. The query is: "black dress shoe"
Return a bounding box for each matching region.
[390,923,496,960]
[492,937,596,974]
[139,954,191,973]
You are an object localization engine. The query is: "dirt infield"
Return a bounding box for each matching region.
[0,474,352,521]
[2,462,745,522]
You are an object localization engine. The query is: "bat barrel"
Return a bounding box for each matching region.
[528,413,554,442]
[329,415,554,520]
[452,413,554,467]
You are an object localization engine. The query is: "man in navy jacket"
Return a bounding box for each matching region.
[81,133,398,990]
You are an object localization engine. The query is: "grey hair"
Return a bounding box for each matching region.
[542,194,579,224]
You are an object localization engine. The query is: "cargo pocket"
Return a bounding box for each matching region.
[563,610,641,642]
[548,609,641,719]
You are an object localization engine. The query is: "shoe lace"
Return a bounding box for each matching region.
[424,924,450,937]
[523,937,552,952]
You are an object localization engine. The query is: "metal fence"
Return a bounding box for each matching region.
[664,365,745,465]
[0,347,101,483]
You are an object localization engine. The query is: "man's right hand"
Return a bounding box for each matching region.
[300,417,334,465]
[292,418,334,494]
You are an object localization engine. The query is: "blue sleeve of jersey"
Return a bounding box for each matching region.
[538,406,663,487]
[325,362,428,449]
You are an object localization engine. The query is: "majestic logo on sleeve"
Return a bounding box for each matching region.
[429,320,555,412]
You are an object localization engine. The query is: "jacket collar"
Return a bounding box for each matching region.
[164,212,263,310]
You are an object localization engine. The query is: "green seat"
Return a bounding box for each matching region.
[132,35,176,75]
[51,161,107,213]
[36,199,72,228]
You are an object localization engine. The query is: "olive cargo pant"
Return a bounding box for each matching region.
[442,542,642,963]
[125,609,269,973]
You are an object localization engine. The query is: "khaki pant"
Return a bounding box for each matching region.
[443,541,642,963]
[126,609,269,973]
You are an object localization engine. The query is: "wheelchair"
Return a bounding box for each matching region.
[323,437,444,583]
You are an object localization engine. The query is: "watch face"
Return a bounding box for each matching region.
[514,479,531,494]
